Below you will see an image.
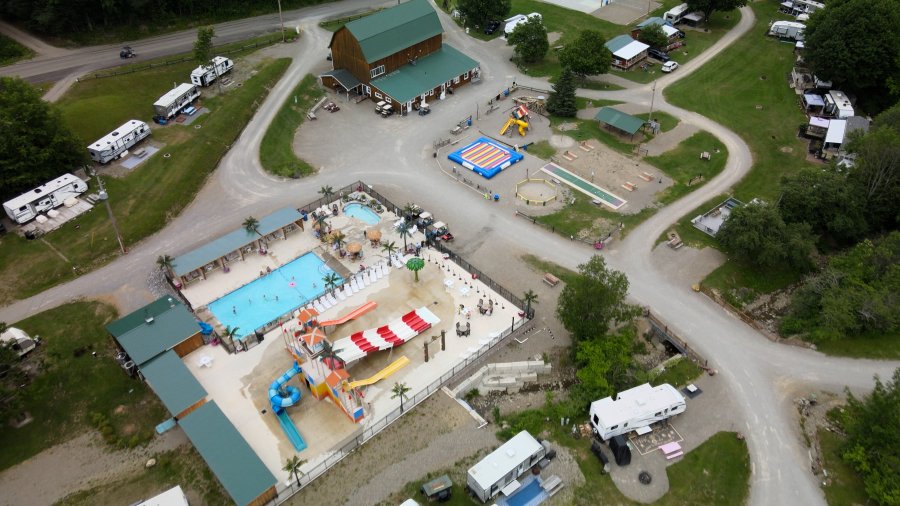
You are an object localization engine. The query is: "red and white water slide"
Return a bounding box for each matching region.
[333,307,440,364]
[318,301,378,327]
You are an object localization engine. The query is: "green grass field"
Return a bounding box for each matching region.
[0,302,166,471]
[0,56,290,305]
[813,333,900,361]
[646,130,727,204]
[817,429,870,506]
[0,34,33,66]
[652,357,703,388]
[260,73,321,177]
[664,1,816,296]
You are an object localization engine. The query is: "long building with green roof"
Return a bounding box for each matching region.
[323,0,479,115]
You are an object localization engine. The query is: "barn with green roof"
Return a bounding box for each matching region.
[322,0,479,114]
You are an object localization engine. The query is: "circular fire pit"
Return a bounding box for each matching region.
[639,471,652,485]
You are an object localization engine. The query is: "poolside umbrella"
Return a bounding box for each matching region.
[346,242,362,254]
[367,229,382,242]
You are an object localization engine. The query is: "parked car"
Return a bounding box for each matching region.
[648,48,670,62]
[661,61,679,73]
[484,20,501,34]
[119,46,136,59]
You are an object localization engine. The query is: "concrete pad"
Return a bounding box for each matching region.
[120,146,160,170]
[592,0,661,25]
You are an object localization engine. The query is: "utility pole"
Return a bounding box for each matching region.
[93,171,126,254]
[648,79,657,124]
[277,0,285,42]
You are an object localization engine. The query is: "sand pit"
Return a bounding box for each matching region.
[516,178,559,206]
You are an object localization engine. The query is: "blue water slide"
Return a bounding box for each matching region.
[277,411,308,451]
[269,362,303,414]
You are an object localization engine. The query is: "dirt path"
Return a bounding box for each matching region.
[0,429,187,506]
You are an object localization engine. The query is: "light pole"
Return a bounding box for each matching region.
[647,79,657,124]
[92,170,126,254]
[277,0,285,42]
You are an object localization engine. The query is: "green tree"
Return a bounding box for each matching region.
[779,168,868,245]
[546,68,577,117]
[837,368,900,505]
[523,289,538,318]
[405,257,424,282]
[320,340,345,370]
[457,0,511,30]
[685,0,748,25]
[845,120,900,231]
[193,26,215,64]
[0,77,89,201]
[574,326,637,404]
[391,381,412,413]
[283,455,307,490]
[397,222,412,252]
[319,185,335,199]
[322,272,341,295]
[558,30,611,77]
[781,232,900,341]
[637,24,669,50]
[716,202,816,271]
[507,16,549,65]
[222,325,241,348]
[804,0,900,112]
[556,256,639,343]
[156,255,175,278]
[381,240,398,259]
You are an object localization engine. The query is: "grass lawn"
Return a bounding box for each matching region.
[664,0,816,296]
[817,429,870,506]
[533,192,657,241]
[645,130,727,204]
[551,116,637,155]
[0,57,291,305]
[610,10,741,84]
[260,73,322,177]
[703,259,801,307]
[521,254,578,284]
[56,446,229,506]
[575,96,622,110]
[650,110,679,133]
[0,34,33,66]
[525,140,555,159]
[0,301,166,471]
[652,356,703,388]
[813,333,900,361]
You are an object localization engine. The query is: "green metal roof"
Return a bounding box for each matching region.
[171,207,302,277]
[343,0,443,63]
[605,34,635,53]
[594,107,645,135]
[107,298,200,366]
[140,350,207,417]
[180,402,277,506]
[371,44,478,103]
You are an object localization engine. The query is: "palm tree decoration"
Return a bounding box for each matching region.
[406,257,425,282]
[523,289,538,319]
[402,202,418,220]
[397,222,411,252]
[223,325,241,348]
[322,272,341,295]
[243,216,265,249]
[314,212,329,233]
[320,340,345,370]
[319,185,335,200]
[331,231,346,254]
[156,255,175,278]
[381,240,398,260]
[391,381,412,413]
[283,455,307,490]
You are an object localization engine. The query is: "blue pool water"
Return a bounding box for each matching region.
[208,253,340,339]
[505,480,547,506]
[343,203,381,224]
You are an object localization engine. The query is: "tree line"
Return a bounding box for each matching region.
[0,0,325,38]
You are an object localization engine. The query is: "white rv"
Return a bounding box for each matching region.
[589,383,686,441]
[769,21,805,41]
[153,83,201,119]
[504,12,542,37]
[3,173,88,224]
[87,119,151,164]
[664,3,690,24]
[190,56,234,87]
[467,431,545,503]
[824,90,854,118]
[0,327,36,358]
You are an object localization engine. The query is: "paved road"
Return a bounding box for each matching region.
[0,4,897,506]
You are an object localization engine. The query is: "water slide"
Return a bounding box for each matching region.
[318,301,377,327]
[346,356,410,390]
[269,362,308,451]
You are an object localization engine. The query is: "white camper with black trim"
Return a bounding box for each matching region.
[88,119,151,164]
[3,173,88,224]
[153,83,201,119]
[589,383,686,440]
[190,56,234,87]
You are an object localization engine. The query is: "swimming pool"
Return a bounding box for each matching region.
[208,253,340,339]
[505,479,548,506]
[343,203,381,224]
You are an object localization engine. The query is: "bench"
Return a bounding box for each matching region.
[666,451,684,460]
[132,148,147,158]
[543,273,560,287]
[541,475,564,496]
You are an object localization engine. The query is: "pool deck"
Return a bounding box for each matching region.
[182,240,522,482]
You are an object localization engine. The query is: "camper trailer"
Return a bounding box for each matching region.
[504,13,542,37]
[467,431,545,503]
[190,56,234,87]
[87,119,151,164]
[589,383,686,441]
[824,90,854,118]
[153,83,201,119]
[2,173,88,224]
[0,327,36,358]
[664,3,690,24]
[769,21,805,41]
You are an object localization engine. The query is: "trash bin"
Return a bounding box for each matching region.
[493,194,500,201]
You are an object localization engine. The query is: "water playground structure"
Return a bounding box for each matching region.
[499,105,531,137]
[448,137,524,179]
[271,302,439,450]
